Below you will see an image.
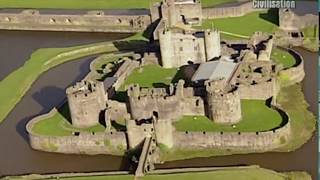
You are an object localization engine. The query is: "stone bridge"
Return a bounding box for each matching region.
[135,135,158,177]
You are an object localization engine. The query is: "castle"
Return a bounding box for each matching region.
[26,0,295,163]
[61,0,281,150]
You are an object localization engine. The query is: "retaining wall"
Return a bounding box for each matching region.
[26,109,127,155]
[202,2,261,19]
[277,48,305,85]
[173,119,291,150]
[0,9,151,33]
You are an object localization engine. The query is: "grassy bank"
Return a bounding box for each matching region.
[3,167,311,180]
[0,33,148,124]
[199,11,278,39]
[174,100,282,132]
[0,0,236,9]
[302,25,319,52]
[0,41,117,123]
[160,84,316,161]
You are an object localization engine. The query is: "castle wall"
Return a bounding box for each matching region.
[0,10,151,33]
[279,9,318,31]
[66,81,106,128]
[26,110,127,155]
[158,29,174,68]
[112,59,140,90]
[237,79,279,100]
[159,29,217,68]
[173,120,291,150]
[278,49,305,85]
[154,119,174,148]
[128,90,182,120]
[126,119,154,148]
[202,2,261,19]
[204,29,221,60]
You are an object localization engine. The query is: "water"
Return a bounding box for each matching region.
[0,31,317,179]
[0,30,131,176]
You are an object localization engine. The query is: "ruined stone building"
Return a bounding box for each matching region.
[64,0,280,151]
[66,80,107,128]
[158,27,221,68]
[151,0,221,68]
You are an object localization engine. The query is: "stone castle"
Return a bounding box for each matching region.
[64,5,279,149]
[26,1,302,170]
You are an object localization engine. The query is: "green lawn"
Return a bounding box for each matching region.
[271,48,296,69]
[199,11,278,39]
[5,167,310,180]
[201,0,237,7]
[0,0,235,9]
[174,100,283,132]
[119,64,178,90]
[32,104,106,136]
[160,84,316,161]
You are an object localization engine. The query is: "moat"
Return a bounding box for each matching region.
[0,30,317,179]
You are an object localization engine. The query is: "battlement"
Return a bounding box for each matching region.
[66,80,102,96]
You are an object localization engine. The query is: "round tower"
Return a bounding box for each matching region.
[205,79,242,124]
[204,29,221,61]
[66,80,107,128]
[159,28,174,68]
[167,0,177,27]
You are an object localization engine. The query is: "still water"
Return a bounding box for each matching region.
[0,31,317,179]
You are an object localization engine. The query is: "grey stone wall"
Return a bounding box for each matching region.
[202,2,261,19]
[26,109,127,155]
[279,9,318,31]
[173,119,291,150]
[237,79,279,100]
[112,59,140,90]
[278,48,305,85]
[0,9,151,33]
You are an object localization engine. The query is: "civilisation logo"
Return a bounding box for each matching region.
[253,0,296,9]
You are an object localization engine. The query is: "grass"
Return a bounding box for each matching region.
[274,84,316,151]
[32,104,106,136]
[0,41,117,124]
[0,0,235,9]
[4,167,311,180]
[199,11,278,39]
[142,169,299,180]
[0,33,148,124]
[161,84,316,161]
[271,48,296,69]
[201,0,237,7]
[174,100,283,132]
[302,25,319,52]
[119,64,178,90]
